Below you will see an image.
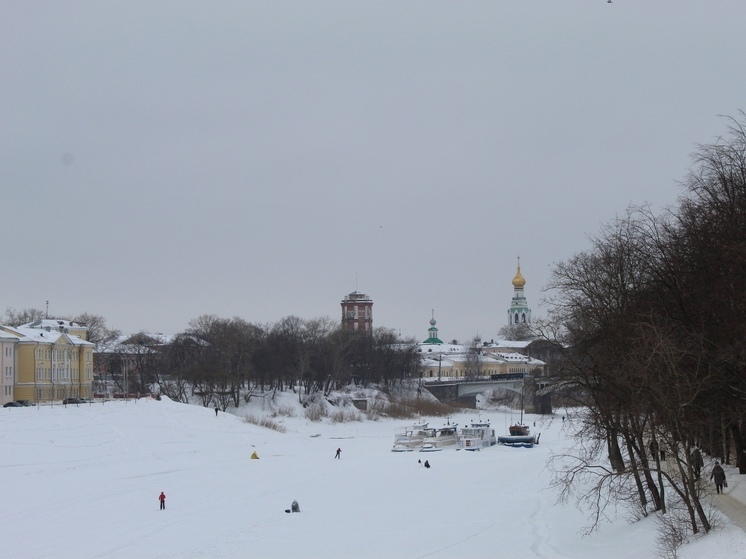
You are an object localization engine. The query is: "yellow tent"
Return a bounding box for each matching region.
[250,450,259,459]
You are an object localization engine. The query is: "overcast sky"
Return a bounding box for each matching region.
[3,2,745,342]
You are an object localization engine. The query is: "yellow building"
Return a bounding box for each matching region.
[416,315,545,380]
[0,320,95,403]
[1,331,18,405]
[419,351,544,380]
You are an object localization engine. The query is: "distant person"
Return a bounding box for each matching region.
[215,406,219,417]
[424,460,430,469]
[710,461,726,494]
[649,440,659,460]
[159,492,166,510]
[286,500,300,513]
[692,448,704,480]
[335,448,341,459]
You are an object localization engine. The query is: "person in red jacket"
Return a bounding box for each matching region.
[159,492,166,510]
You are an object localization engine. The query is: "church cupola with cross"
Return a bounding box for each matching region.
[507,257,532,325]
[422,311,444,345]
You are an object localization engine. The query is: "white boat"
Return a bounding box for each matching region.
[391,422,429,452]
[456,421,496,451]
[419,425,459,451]
[419,443,443,452]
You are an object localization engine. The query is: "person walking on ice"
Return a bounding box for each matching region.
[335,448,341,459]
[711,461,726,494]
[159,491,166,510]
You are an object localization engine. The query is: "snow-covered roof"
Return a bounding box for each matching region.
[118,332,174,345]
[420,356,455,368]
[482,340,533,350]
[96,332,174,354]
[1,325,94,346]
[0,330,19,341]
[21,318,86,331]
[487,351,545,366]
[417,342,465,354]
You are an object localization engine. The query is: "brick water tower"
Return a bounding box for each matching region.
[341,291,373,333]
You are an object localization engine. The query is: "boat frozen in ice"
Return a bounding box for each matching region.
[456,420,496,451]
[418,424,459,452]
[497,432,540,448]
[391,422,429,452]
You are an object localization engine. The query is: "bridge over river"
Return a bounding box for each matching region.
[422,374,526,407]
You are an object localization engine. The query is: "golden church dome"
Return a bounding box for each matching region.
[512,262,526,288]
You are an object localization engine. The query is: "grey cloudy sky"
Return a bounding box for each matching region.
[3,2,745,342]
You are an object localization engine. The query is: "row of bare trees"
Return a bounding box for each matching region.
[157,315,420,409]
[543,115,746,541]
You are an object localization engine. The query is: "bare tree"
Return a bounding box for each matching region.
[3,307,45,326]
[498,322,534,341]
[462,337,484,380]
[70,312,120,346]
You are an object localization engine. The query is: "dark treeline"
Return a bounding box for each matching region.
[155,315,420,409]
[543,115,746,537]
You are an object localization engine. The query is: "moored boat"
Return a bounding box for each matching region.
[391,422,429,452]
[420,424,459,450]
[509,423,530,436]
[498,434,537,447]
[456,421,496,451]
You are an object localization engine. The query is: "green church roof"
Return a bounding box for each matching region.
[422,336,444,345]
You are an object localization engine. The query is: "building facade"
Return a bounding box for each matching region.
[0,331,18,405]
[0,320,95,403]
[341,291,373,333]
[419,351,545,380]
[416,313,545,380]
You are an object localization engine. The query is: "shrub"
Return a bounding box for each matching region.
[272,404,296,418]
[304,403,328,421]
[330,410,361,423]
[364,393,459,420]
[243,414,287,433]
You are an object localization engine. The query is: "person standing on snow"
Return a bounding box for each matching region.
[159,491,166,510]
[710,461,726,494]
[335,448,341,459]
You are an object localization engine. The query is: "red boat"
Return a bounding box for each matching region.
[509,423,530,436]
